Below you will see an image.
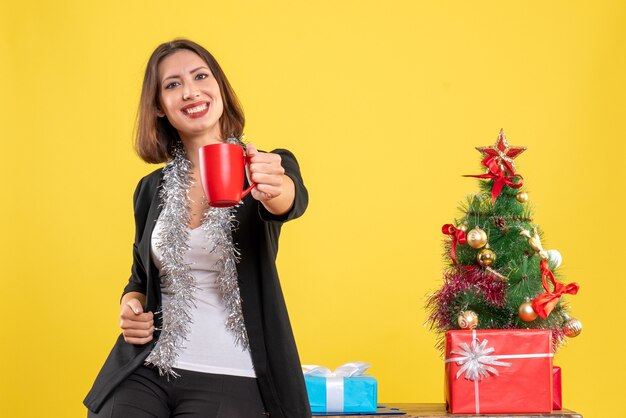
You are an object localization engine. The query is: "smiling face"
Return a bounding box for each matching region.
[157,49,224,141]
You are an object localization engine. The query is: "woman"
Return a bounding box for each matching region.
[84,39,311,418]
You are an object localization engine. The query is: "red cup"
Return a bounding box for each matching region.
[198,143,255,207]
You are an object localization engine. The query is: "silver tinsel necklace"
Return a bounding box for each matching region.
[145,143,250,377]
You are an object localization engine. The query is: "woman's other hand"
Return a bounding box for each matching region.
[119,293,154,345]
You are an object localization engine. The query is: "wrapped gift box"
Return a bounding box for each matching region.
[553,365,562,410]
[303,363,377,414]
[445,329,553,414]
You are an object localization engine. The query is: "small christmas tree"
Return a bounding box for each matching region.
[426,129,582,352]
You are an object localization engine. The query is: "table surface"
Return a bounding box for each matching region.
[322,403,582,418]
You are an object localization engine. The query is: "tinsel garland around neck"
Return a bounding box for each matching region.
[145,142,250,377]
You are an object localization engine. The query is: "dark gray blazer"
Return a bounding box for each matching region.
[84,149,311,417]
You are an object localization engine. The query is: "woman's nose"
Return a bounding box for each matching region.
[182,89,200,100]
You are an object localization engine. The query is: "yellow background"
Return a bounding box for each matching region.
[1,1,624,417]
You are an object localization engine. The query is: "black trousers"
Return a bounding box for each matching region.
[88,365,267,418]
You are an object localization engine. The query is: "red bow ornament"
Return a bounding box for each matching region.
[531,259,580,319]
[464,155,524,203]
[442,224,467,265]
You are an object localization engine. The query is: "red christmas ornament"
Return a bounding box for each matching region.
[476,129,527,174]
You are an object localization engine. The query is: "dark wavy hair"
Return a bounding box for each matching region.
[134,38,245,163]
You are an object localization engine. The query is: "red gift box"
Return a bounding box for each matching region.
[553,366,562,410]
[445,329,553,414]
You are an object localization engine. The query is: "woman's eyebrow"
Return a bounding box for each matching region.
[162,66,210,83]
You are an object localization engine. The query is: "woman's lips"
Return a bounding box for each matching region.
[181,102,210,118]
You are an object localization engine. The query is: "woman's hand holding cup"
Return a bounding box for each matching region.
[246,144,286,202]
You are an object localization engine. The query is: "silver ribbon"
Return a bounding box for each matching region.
[447,335,512,381]
[144,143,249,377]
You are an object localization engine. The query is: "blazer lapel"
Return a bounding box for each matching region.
[138,172,164,309]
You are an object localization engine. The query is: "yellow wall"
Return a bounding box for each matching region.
[2,1,624,417]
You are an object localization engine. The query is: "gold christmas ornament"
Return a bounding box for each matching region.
[458,224,468,233]
[467,227,488,249]
[458,310,479,329]
[563,317,583,338]
[516,191,529,203]
[477,246,496,266]
[518,300,538,322]
[519,227,548,259]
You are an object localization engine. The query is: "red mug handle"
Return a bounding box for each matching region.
[242,153,256,198]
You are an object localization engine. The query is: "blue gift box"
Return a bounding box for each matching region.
[304,374,378,414]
